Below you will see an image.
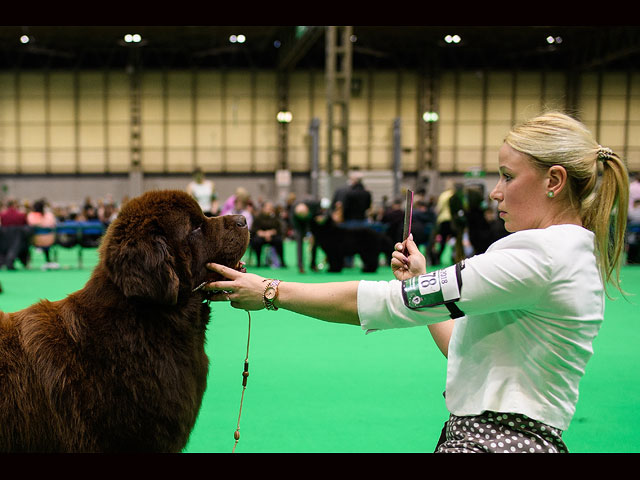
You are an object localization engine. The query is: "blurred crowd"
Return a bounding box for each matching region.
[1,169,639,276]
[184,169,512,273]
[0,194,124,271]
[187,168,640,272]
[0,194,124,227]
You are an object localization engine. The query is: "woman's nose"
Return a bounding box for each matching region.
[489,184,501,202]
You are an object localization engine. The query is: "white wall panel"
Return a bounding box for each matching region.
[166,149,193,173]
[141,148,165,172]
[78,150,106,173]
[49,125,74,148]
[0,69,638,176]
[49,150,76,173]
[78,124,104,148]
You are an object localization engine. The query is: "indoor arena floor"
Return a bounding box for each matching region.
[1,241,638,453]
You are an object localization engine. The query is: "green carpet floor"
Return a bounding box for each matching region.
[1,241,639,453]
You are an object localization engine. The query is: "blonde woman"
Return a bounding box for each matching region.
[205,112,629,453]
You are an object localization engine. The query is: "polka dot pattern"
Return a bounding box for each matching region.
[435,411,568,453]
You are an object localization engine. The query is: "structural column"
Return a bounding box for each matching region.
[127,46,143,197]
[325,26,352,175]
[277,70,289,170]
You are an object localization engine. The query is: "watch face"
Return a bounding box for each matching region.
[265,288,276,300]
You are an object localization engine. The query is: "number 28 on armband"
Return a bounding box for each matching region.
[401,262,465,319]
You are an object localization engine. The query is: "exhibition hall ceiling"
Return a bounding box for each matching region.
[1,26,639,71]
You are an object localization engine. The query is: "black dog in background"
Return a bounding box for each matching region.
[310,213,394,273]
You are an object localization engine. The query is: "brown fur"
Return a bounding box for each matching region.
[0,190,249,452]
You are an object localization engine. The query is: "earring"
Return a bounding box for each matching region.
[547,191,554,198]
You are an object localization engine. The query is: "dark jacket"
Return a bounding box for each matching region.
[342,183,372,221]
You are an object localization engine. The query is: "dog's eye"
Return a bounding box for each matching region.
[191,224,203,235]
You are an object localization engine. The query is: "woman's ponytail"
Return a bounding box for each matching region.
[583,148,629,296]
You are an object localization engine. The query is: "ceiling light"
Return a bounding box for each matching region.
[277,111,293,123]
[423,111,439,123]
[444,34,461,44]
[20,35,30,44]
[124,34,142,43]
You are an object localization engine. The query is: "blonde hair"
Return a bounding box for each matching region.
[504,111,630,295]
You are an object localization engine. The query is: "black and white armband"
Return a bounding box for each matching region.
[401,261,466,319]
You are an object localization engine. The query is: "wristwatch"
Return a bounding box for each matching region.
[263,279,281,311]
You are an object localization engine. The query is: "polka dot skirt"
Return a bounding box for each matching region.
[435,411,568,453]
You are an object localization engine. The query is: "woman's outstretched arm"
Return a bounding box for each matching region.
[205,264,361,326]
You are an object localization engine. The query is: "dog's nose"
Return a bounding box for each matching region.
[235,215,247,228]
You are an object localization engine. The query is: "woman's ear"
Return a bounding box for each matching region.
[547,165,568,197]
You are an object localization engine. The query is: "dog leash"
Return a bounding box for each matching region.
[232,310,251,453]
[192,279,252,452]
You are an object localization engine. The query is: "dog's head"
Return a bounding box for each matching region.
[309,208,335,235]
[100,190,249,306]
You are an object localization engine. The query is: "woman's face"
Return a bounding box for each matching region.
[489,143,550,232]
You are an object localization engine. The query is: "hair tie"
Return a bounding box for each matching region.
[597,145,614,162]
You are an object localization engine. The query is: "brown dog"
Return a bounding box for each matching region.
[0,190,249,452]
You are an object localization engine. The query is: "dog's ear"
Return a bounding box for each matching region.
[106,234,180,306]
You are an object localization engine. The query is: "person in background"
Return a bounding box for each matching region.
[250,200,286,268]
[220,187,250,217]
[430,181,455,265]
[463,187,494,256]
[0,198,27,226]
[0,200,2,290]
[629,172,640,211]
[379,196,404,245]
[97,195,119,226]
[330,171,373,268]
[291,198,324,273]
[187,167,217,216]
[204,111,629,453]
[228,191,253,231]
[341,171,372,227]
[448,183,467,263]
[410,198,437,257]
[0,198,29,269]
[627,196,640,264]
[26,198,59,270]
[282,192,298,239]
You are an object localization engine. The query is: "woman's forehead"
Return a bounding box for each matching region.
[498,144,533,169]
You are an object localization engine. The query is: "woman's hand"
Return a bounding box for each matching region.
[205,263,268,311]
[391,234,427,281]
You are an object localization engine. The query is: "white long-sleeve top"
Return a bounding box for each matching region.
[357,225,604,431]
